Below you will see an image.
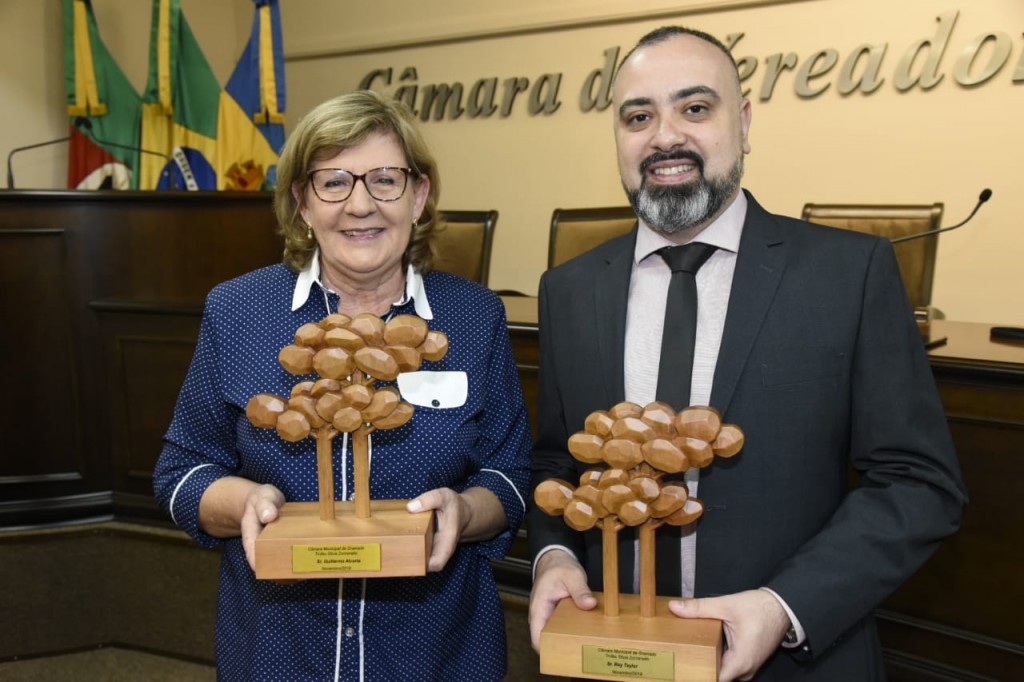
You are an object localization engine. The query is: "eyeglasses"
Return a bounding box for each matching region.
[307,167,415,203]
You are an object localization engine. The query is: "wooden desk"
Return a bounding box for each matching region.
[894,319,1024,681]
[501,294,539,329]
[502,296,540,438]
[499,298,1024,682]
[927,319,1024,369]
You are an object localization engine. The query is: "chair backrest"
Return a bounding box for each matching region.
[433,209,498,285]
[801,203,944,310]
[548,206,636,268]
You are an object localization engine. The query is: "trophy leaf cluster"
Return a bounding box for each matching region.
[245,313,448,443]
[535,401,744,532]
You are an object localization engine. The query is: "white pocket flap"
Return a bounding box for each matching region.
[397,371,468,408]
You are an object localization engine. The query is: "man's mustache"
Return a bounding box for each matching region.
[639,150,705,176]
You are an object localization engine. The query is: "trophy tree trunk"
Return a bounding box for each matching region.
[602,521,621,616]
[316,430,336,521]
[639,522,657,617]
[353,425,372,519]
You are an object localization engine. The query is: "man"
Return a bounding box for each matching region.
[528,26,966,681]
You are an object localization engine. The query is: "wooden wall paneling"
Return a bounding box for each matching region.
[95,304,203,516]
[0,225,90,511]
[55,192,282,304]
[509,326,539,441]
[0,523,219,663]
[876,363,1024,681]
[0,191,282,525]
[498,302,541,598]
[503,296,540,442]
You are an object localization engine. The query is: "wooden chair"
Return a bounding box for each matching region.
[433,209,498,286]
[801,202,944,318]
[548,206,637,268]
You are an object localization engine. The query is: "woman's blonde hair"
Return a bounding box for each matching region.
[274,90,440,272]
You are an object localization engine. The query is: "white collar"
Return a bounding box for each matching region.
[292,249,433,319]
[634,189,747,263]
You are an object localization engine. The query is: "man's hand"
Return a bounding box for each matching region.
[528,550,597,651]
[669,589,791,682]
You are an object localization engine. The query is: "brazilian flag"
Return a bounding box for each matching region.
[140,0,220,190]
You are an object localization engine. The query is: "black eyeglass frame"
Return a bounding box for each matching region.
[306,166,417,203]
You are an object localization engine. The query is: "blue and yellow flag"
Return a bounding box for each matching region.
[140,0,220,190]
[219,0,286,191]
[63,0,143,189]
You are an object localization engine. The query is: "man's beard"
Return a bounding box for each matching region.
[625,152,744,235]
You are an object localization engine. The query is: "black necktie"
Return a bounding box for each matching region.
[655,242,718,410]
[653,241,716,596]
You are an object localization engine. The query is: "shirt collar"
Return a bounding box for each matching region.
[291,249,433,319]
[634,189,747,263]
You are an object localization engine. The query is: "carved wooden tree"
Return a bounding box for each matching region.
[534,401,744,617]
[245,313,448,521]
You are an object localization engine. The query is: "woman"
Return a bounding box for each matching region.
[153,91,531,681]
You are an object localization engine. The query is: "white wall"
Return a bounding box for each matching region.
[3,0,1022,325]
[2,0,248,190]
[280,0,1024,325]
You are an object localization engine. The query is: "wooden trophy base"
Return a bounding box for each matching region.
[539,593,722,681]
[254,500,434,580]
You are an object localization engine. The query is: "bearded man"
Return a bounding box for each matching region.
[527,25,966,682]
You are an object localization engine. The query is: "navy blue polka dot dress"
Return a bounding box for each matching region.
[153,264,532,681]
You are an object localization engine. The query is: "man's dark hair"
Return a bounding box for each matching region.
[618,25,738,77]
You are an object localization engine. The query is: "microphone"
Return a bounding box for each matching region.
[890,189,992,244]
[6,135,71,189]
[886,188,1020,344]
[72,116,178,190]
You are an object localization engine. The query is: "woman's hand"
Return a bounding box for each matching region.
[239,483,286,571]
[199,476,285,572]
[406,486,506,572]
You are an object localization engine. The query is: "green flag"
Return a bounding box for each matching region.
[140,0,221,190]
[64,0,143,189]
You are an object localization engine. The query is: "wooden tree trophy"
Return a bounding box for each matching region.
[535,401,744,681]
[244,312,448,580]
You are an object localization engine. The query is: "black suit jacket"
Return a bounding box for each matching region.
[529,192,967,680]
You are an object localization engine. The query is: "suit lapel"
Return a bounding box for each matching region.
[593,229,636,406]
[696,194,787,597]
[710,194,787,417]
[590,230,638,594]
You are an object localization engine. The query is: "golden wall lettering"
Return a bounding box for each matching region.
[954,32,1014,86]
[893,11,958,91]
[357,10,1022,122]
[579,47,620,112]
[836,44,887,96]
[358,67,562,121]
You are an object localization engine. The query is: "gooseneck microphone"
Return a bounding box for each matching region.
[72,116,178,190]
[890,189,993,244]
[6,135,71,189]
[886,188,1021,345]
